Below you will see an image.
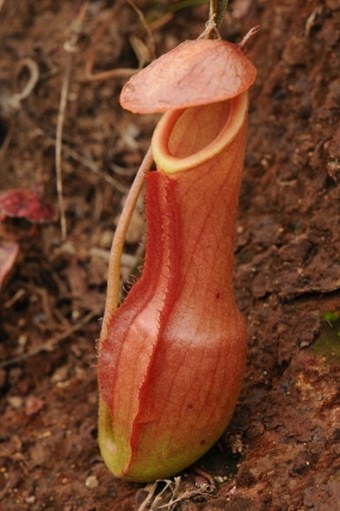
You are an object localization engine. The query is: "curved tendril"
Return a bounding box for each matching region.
[99,146,153,342]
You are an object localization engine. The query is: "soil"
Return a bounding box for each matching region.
[0,1,339,510]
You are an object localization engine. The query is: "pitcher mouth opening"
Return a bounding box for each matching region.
[152,92,248,175]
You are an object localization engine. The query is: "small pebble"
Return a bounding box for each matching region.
[51,365,69,383]
[8,396,23,409]
[215,476,228,484]
[85,475,99,489]
[18,334,28,347]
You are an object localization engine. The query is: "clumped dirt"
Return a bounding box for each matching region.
[0,1,339,510]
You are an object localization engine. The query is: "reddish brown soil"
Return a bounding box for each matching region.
[0,1,339,510]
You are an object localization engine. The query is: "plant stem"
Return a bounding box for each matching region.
[209,0,229,28]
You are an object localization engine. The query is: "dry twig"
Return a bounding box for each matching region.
[0,308,100,369]
[127,0,155,59]
[55,55,72,241]
[62,144,130,193]
[194,466,216,487]
[85,52,136,82]
[0,58,39,164]
[0,58,39,118]
[55,1,89,241]
[12,58,40,104]
[137,479,175,511]
[84,0,154,82]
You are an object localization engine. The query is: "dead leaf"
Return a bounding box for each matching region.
[0,188,57,223]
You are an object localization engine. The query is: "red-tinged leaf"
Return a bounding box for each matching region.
[120,39,256,113]
[0,189,57,224]
[0,241,19,291]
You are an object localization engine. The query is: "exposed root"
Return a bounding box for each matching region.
[137,476,216,511]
